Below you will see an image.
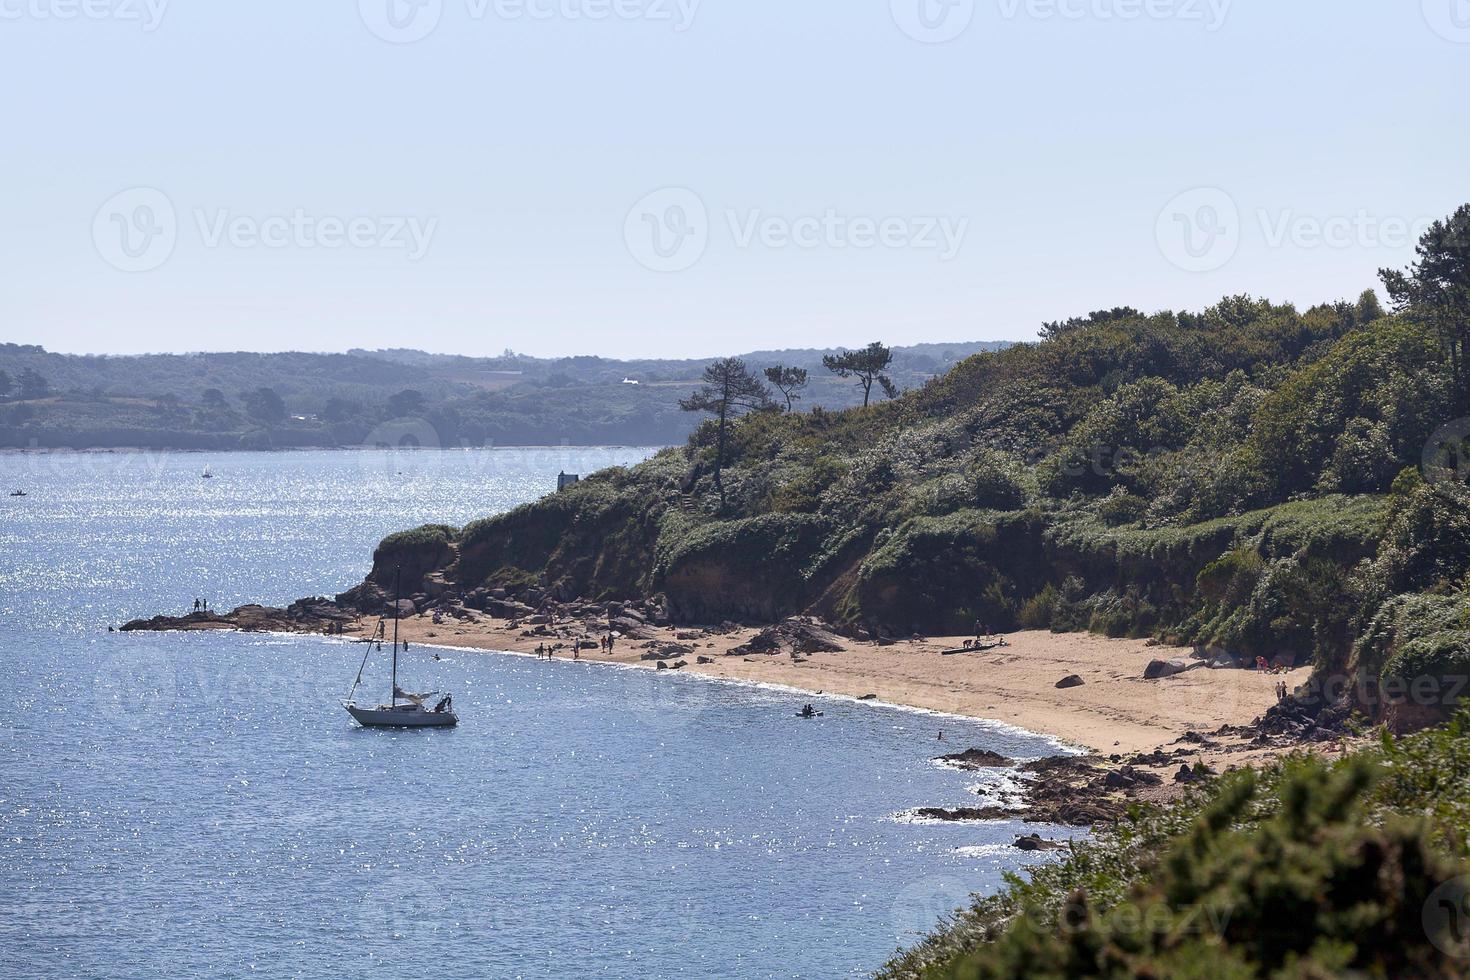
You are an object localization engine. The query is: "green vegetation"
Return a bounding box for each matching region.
[385,208,1470,711]
[355,205,1470,975]
[878,719,1470,979]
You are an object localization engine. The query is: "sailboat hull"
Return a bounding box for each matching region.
[345,703,458,728]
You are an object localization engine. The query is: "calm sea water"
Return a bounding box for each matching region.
[0,449,1073,979]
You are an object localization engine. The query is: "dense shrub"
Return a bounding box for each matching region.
[881,736,1470,980]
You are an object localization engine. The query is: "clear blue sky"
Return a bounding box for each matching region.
[1,0,1465,358]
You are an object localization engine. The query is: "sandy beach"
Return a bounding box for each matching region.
[353,614,1309,758]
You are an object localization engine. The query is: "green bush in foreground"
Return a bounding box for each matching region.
[880,722,1470,980]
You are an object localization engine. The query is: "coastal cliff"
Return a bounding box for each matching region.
[337,295,1470,732]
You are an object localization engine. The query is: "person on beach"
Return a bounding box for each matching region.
[193,598,201,613]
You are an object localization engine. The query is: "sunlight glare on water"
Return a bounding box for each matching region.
[0,449,1074,978]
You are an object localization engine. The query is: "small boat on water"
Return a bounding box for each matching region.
[201,466,212,479]
[342,567,457,729]
[796,705,823,719]
[9,490,25,497]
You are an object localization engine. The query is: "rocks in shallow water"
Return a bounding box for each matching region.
[1144,658,1191,679]
[915,806,1012,822]
[1014,834,1067,852]
[910,755,1132,827]
[1055,674,1085,689]
[935,748,1012,770]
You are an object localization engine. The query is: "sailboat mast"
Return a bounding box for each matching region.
[391,565,401,707]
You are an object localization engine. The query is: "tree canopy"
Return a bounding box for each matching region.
[822,342,896,406]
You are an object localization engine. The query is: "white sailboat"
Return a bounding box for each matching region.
[342,567,458,728]
[201,465,213,479]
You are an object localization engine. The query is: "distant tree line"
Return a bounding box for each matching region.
[0,367,51,401]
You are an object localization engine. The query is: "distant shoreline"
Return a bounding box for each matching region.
[0,443,669,455]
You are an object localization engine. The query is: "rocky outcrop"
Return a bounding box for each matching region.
[916,755,1132,827]
[1013,834,1067,852]
[1055,674,1085,689]
[935,748,1012,769]
[730,617,847,657]
[368,525,457,594]
[1144,658,1192,679]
